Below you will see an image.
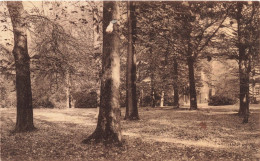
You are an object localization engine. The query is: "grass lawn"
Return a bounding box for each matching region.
[1,104,260,161]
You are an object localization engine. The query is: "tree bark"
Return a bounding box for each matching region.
[173,58,179,108]
[93,5,101,50]
[125,1,139,120]
[239,57,250,123]
[7,2,35,132]
[187,57,198,110]
[236,2,249,123]
[83,1,122,144]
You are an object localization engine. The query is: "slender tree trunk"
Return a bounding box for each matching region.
[139,89,143,107]
[160,91,164,107]
[185,22,198,110]
[236,3,249,123]
[187,57,198,110]
[149,48,156,108]
[93,5,101,50]
[125,1,139,120]
[66,69,71,108]
[173,58,179,108]
[150,70,156,108]
[83,1,122,144]
[7,2,35,132]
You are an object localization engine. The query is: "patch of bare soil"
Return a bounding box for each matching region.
[1,104,260,161]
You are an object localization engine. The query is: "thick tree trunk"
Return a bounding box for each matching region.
[237,3,249,123]
[173,58,179,108]
[187,57,198,110]
[125,1,139,120]
[239,59,250,123]
[83,1,122,144]
[7,2,35,132]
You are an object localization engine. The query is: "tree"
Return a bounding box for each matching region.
[173,58,179,108]
[236,2,259,123]
[26,2,100,109]
[135,2,173,108]
[7,1,35,132]
[83,1,122,144]
[233,2,259,123]
[125,1,139,120]
[215,2,259,123]
[173,2,230,110]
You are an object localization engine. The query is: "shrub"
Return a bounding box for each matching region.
[208,95,237,106]
[74,91,98,108]
[164,97,174,106]
[142,94,161,107]
[33,97,54,108]
[250,97,259,104]
[142,95,152,107]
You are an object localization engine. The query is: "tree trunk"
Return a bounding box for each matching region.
[151,72,156,108]
[149,48,156,108]
[7,2,35,132]
[139,89,143,107]
[173,58,179,108]
[160,91,164,107]
[187,57,198,110]
[66,69,71,108]
[93,5,101,50]
[83,1,122,144]
[236,2,249,123]
[239,59,250,123]
[125,1,139,120]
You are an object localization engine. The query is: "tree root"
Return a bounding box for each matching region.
[82,130,122,146]
[12,126,37,133]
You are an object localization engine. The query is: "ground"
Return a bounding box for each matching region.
[1,104,260,161]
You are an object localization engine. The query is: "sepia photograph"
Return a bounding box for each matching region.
[0,1,259,160]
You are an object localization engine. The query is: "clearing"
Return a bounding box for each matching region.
[1,104,260,161]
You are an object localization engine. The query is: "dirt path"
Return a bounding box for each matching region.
[122,132,226,149]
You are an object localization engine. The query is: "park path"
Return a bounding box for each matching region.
[122,131,226,149]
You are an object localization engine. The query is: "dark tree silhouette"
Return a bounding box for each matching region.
[7,1,35,132]
[125,1,139,120]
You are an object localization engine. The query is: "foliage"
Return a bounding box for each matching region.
[142,94,161,107]
[208,95,237,106]
[33,97,54,108]
[74,91,98,108]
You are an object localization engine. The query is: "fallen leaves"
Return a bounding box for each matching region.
[1,104,260,160]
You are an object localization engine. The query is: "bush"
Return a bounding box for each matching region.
[142,95,152,107]
[33,97,54,108]
[74,91,98,108]
[208,95,237,106]
[142,94,161,107]
[250,97,259,104]
[164,97,174,106]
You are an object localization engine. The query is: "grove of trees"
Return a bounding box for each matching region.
[0,1,259,144]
